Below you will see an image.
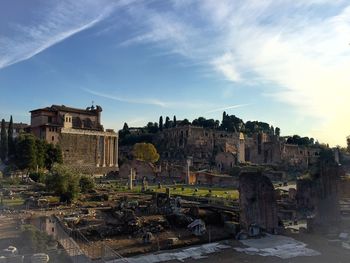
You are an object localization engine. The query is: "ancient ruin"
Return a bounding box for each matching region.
[239,171,279,235]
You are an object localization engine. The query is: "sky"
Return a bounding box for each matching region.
[0,0,349,146]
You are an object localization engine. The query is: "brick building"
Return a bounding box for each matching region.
[30,104,118,174]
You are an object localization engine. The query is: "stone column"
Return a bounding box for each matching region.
[102,136,106,167]
[109,137,113,167]
[96,136,100,167]
[114,137,118,168]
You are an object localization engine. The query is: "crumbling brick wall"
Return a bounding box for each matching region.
[239,172,278,233]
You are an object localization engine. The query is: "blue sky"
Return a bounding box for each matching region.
[0,0,350,146]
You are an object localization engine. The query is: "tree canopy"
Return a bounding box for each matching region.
[133,142,160,163]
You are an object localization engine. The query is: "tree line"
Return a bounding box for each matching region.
[119,111,282,145]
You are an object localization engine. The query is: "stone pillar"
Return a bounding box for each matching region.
[114,137,118,168]
[102,136,106,167]
[109,137,113,167]
[96,136,100,167]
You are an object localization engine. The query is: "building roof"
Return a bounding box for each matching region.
[2,122,29,129]
[30,104,102,115]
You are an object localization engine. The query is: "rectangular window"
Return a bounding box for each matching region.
[48,116,52,123]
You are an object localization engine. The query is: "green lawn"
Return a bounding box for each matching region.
[110,184,239,200]
[1,197,25,207]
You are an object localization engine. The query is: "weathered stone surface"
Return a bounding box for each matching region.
[239,172,278,234]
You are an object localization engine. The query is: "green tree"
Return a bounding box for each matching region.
[133,142,160,163]
[15,134,37,171]
[0,119,8,161]
[159,116,163,131]
[164,116,170,129]
[173,115,177,127]
[79,176,95,193]
[180,119,190,126]
[45,164,80,203]
[7,116,15,158]
[45,144,63,170]
[275,127,281,136]
[35,139,46,169]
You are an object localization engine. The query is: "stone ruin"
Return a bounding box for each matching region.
[239,171,279,235]
[297,159,342,232]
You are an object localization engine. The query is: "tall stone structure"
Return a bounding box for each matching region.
[154,125,245,169]
[30,104,118,174]
[239,172,279,234]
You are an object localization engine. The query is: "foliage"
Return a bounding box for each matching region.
[45,164,80,203]
[14,134,62,171]
[29,171,46,183]
[146,122,159,133]
[159,116,163,131]
[15,134,37,170]
[20,224,55,253]
[7,116,15,158]
[173,115,177,127]
[79,176,95,193]
[286,135,315,146]
[0,119,8,161]
[244,120,273,135]
[133,142,160,163]
[192,117,220,129]
[120,133,153,146]
[221,112,244,132]
[165,116,170,129]
[45,143,63,169]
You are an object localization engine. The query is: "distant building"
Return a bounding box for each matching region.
[153,125,245,170]
[0,122,29,138]
[30,104,118,174]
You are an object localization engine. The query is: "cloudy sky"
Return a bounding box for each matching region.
[0,0,349,146]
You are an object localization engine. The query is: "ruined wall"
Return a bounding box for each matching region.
[239,172,278,233]
[297,162,342,230]
[119,160,156,181]
[154,126,243,169]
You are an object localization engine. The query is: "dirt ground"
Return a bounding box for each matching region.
[166,233,350,263]
[0,214,21,249]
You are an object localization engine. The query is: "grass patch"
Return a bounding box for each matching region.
[1,197,25,207]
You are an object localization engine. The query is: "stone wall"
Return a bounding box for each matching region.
[239,172,279,233]
[58,131,118,175]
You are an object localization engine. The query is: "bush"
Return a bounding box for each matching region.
[79,176,95,193]
[29,171,46,183]
[45,164,80,203]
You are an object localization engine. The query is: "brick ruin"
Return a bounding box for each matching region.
[239,171,279,234]
[152,125,320,171]
[296,159,343,231]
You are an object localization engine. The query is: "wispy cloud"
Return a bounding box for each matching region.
[83,88,168,107]
[0,0,134,69]
[83,88,215,110]
[205,104,251,114]
[117,0,350,145]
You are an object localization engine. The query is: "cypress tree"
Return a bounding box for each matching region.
[0,119,8,161]
[159,116,163,131]
[173,116,177,127]
[8,116,15,158]
[165,116,170,129]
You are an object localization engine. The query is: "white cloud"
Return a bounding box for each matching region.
[83,88,216,110]
[205,104,251,114]
[212,53,241,82]
[0,0,129,69]
[120,0,350,145]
